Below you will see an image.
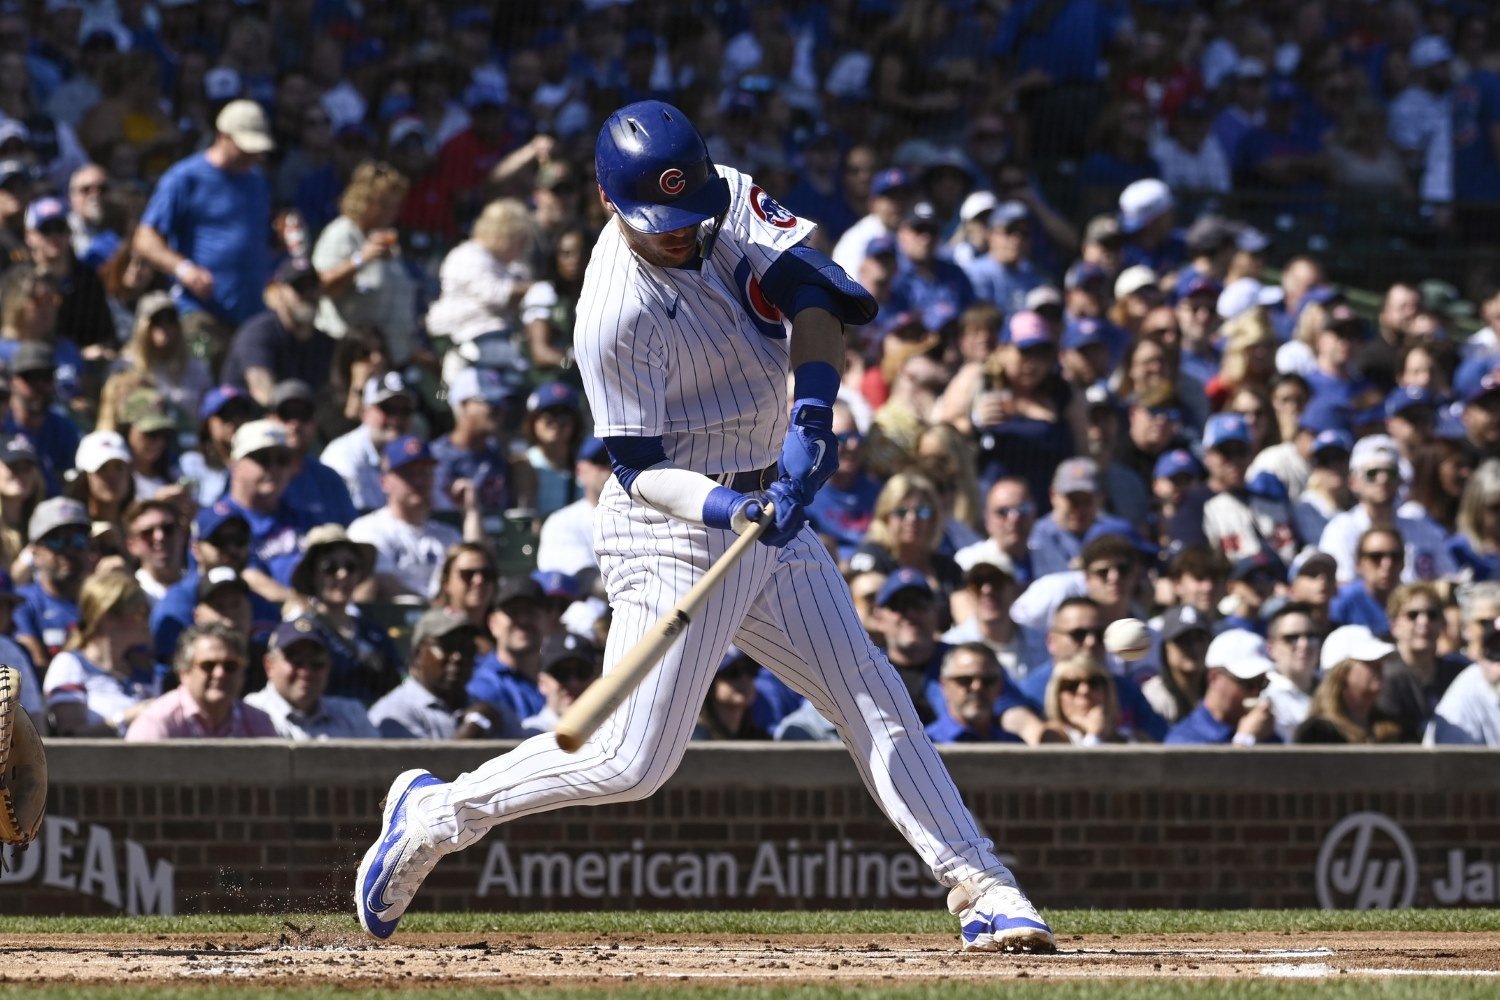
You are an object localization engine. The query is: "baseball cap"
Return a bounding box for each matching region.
[1320,625,1396,671]
[865,234,897,258]
[11,341,54,374]
[1061,317,1107,351]
[230,419,290,461]
[964,559,1014,590]
[273,256,319,290]
[1052,457,1099,494]
[215,99,275,154]
[579,436,610,465]
[269,615,330,653]
[1085,382,1118,412]
[75,430,131,473]
[0,434,37,467]
[0,120,29,150]
[1288,548,1337,583]
[194,500,249,542]
[199,384,260,422]
[1184,215,1237,257]
[493,575,545,610]
[1202,413,1251,451]
[532,569,582,601]
[717,644,758,676]
[1114,265,1159,300]
[526,381,580,414]
[1385,385,1439,420]
[363,371,412,408]
[540,632,599,677]
[120,388,176,433]
[388,116,428,150]
[1217,277,1280,321]
[1084,213,1124,246]
[0,159,29,189]
[1153,448,1202,481]
[1230,549,1286,583]
[411,607,481,648]
[901,201,940,231]
[1410,35,1453,71]
[990,200,1029,228]
[462,80,506,110]
[1025,285,1062,312]
[28,496,90,541]
[1205,628,1273,680]
[870,167,912,197]
[1006,310,1052,348]
[876,567,934,608]
[382,435,434,472]
[1237,225,1272,255]
[1064,261,1108,292]
[1350,434,1401,474]
[1465,369,1500,406]
[271,379,315,410]
[1118,178,1173,234]
[1312,429,1354,458]
[197,565,249,603]
[447,366,509,411]
[135,289,178,324]
[1173,271,1223,303]
[1160,605,1209,643]
[1297,397,1349,435]
[24,196,66,231]
[958,190,997,224]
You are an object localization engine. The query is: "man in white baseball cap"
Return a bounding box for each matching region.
[1164,628,1278,745]
[320,372,417,512]
[223,418,314,604]
[1317,434,1455,584]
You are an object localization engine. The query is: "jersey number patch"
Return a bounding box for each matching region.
[734,257,786,339]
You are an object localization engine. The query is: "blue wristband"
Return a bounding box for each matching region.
[701,486,744,531]
[792,361,839,408]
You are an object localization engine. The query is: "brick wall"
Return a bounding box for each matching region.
[2,743,1497,915]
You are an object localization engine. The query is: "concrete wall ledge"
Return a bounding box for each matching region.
[42,740,1500,790]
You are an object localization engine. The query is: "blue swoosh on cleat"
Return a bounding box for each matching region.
[359,772,442,937]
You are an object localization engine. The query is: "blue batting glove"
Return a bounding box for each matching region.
[758,478,807,548]
[779,401,837,499]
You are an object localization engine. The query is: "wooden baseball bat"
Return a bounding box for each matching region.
[554,506,773,753]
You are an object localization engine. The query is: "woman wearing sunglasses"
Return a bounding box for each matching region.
[1295,625,1403,744]
[43,570,162,736]
[436,542,499,633]
[1043,653,1127,745]
[848,470,963,625]
[286,524,400,706]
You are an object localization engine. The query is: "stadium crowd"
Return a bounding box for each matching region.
[2,0,1500,748]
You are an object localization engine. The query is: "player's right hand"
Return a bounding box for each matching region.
[757,478,807,548]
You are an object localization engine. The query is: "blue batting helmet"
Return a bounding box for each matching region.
[595,100,730,234]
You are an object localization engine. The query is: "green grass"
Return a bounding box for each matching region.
[2,908,1498,936]
[0,984,1495,1000]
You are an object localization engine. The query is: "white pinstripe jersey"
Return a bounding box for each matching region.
[575,166,817,476]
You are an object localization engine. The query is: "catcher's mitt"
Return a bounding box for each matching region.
[0,663,46,847]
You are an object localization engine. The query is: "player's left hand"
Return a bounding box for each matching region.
[779,401,837,499]
[757,478,807,548]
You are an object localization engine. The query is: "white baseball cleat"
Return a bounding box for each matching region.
[355,769,445,939]
[947,872,1056,953]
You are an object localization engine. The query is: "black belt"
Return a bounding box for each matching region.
[712,464,779,492]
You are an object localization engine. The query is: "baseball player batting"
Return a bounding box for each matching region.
[355,100,1054,954]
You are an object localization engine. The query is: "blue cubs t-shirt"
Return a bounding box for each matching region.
[14,582,80,660]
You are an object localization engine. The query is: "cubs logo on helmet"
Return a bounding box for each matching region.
[748,185,798,230]
[734,257,786,339]
[659,168,686,196]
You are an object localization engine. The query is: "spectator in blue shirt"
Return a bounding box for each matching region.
[1028,458,1133,578]
[961,200,1046,315]
[13,496,91,670]
[1304,312,1378,411]
[430,366,517,517]
[1165,629,1279,745]
[1118,178,1186,275]
[133,99,274,362]
[271,380,357,528]
[924,643,1031,745]
[3,341,79,495]
[1330,526,1404,633]
[467,575,548,721]
[887,201,974,334]
[151,500,277,663]
[221,419,319,604]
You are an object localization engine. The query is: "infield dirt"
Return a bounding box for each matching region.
[0,930,1497,987]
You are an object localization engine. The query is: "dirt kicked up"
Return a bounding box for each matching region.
[1,931,1498,987]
